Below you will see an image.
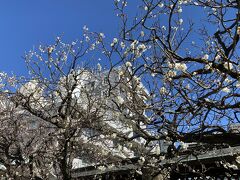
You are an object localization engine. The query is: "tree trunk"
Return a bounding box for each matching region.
[59,139,71,180]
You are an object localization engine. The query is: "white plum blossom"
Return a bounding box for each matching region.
[237,27,240,35]
[184,0,192,4]
[224,62,233,70]
[180,141,188,150]
[125,61,132,67]
[116,96,124,104]
[122,1,127,7]
[224,77,232,83]
[205,63,212,70]
[178,7,183,13]
[111,133,117,138]
[97,63,102,71]
[134,44,147,57]
[138,156,145,165]
[72,41,76,46]
[118,70,124,77]
[166,70,177,78]
[151,72,157,77]
[56,36,61,41]
[175,63,187,71]
[212,8,217,12]
[111,38,118,47]
[158,3,164,8]
[172,27,178,31]
[215,54,221,61]
[222,87,230,93]
[179,19,183,25]
[90,44,96,50]
[137,44,147,52]
[130,40,138,49]
[85,36,90,42]
[48,46,54,54]
[165,70,177,81]
[113,38,118,43]
[98,166,106,171]
[160,87,167,95]
[99,33,105,38]
[236,81,240,88]
[120,42,125,49]
[134,76,141,85]
[203,54,209,60]
[167,61,175,69]
[83,25,89,31]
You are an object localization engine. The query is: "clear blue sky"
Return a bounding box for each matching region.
[0,0,131,76]
[0,1,212,76]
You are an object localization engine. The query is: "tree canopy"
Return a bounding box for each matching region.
[0,0,239,179]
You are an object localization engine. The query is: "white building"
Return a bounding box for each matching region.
[64,67,150,168]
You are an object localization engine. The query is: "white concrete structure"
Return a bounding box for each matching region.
[60,67,150,168]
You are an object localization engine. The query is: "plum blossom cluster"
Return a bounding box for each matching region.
[122,40,147,58]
